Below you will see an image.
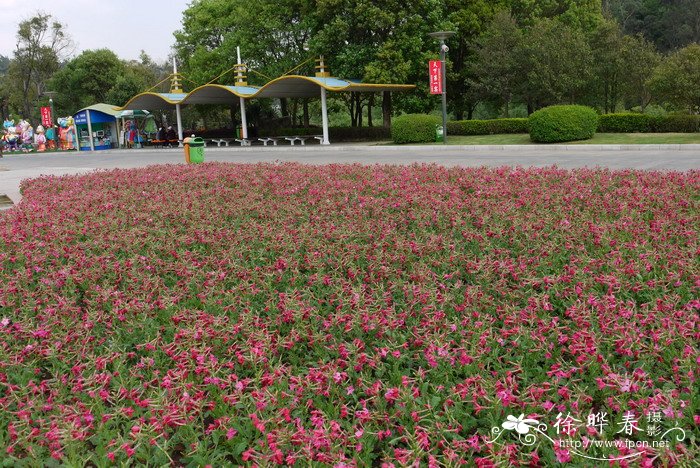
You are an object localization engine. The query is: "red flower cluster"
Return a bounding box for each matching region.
[0,163,697,465]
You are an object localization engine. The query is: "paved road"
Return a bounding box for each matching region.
[1,145,698,204]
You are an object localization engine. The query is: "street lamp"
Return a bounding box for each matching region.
[429,31,456,145]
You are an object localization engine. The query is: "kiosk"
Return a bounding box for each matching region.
[73,104,121,151]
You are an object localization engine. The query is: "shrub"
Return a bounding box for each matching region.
[528,105,598,143]
[598,113,700,133]
[598,113,655,133]
[651,114,700,133]
[447,118,528,135]
[391,114,441,144]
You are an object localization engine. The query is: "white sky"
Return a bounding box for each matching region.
[0,0,192,63]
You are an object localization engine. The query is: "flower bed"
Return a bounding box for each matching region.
[0,164,698,465]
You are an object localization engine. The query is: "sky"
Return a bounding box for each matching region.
[0,0,191,63]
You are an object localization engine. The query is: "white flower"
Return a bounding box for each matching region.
[502,414,540,434]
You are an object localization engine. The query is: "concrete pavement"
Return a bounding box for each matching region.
[1,144,698,205]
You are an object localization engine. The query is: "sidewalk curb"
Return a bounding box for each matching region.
[50,144,700,155]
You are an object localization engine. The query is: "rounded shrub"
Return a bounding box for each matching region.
[528,105,598,143]
[392,114,441,144]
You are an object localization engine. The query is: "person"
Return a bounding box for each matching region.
[156,126,166,141]
[165,126,177,146]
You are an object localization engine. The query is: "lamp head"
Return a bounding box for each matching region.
[429,31,456,41]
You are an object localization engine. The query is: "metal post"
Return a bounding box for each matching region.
[175,104,183,146]
[318,58,330,145]
[429,31,455,145]
[440,40,448,145]
[173,58,184,146]
[237,47,249,143]
[86,109,95,151]
[320,87,330,145]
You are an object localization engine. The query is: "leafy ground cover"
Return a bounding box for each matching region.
[444,133,700,145]
[0,163,698,466]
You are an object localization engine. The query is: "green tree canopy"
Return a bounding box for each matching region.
[8,13,72,119]
[649,43,700,113]
[49,49,125,113]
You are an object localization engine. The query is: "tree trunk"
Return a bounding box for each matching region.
[382,92,392,128]
[280,98,289,126]
[357,94,363,128]
[303,99,309,127]
[291,99,299,127]
[230,104,238,129]
[504,98,510,118]
[350,93,356,127]
[367,94,374,127]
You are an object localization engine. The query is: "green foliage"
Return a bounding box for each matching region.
[598,113,654,133]
[619,34,661,111]
[606,0,700,52]
[652,115,700,133]
[447,118,528,135]
[8,13,71,119]
[391,114,441,143]
[598,113,700,133]
[471,11,523,117]
[49,49,125,112]
[528,105,598,142]
[522,19,594,106]
[649,44,700,114]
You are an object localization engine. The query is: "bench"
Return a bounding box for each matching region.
[235,138,252,147]
[209,138,236,147]
[258,137,280,146]
[284,135,323,146]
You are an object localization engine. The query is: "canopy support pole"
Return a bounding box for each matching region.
[86,110,95,151]
[176,104,183,147]
[173,58,184,147]
[320,87,330,145]
[237,47,249,144]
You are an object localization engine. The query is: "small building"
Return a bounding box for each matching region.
[73,103,121,151]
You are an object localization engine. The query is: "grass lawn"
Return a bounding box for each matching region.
[446,133,700,145]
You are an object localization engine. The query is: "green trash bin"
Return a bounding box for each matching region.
[189,137,205,164]
[435,125,444,143]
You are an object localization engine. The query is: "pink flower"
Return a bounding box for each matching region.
[384,387,400,402]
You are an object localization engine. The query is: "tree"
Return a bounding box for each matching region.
[49,49,125,113]
[588,19,625,113]
[649,44,700,113]
[520,18,594,109]
[312,0,443,124]
[619,33,660,111]
[8,13,72,118]
[604,0,700,52]
[511,0,603,30]
[472,11,524,117]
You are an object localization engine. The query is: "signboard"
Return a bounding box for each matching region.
[429,60,443,95]
[40,106,53,127]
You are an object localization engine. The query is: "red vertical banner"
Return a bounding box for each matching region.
[40,107,53,127]
[429,60,443,95]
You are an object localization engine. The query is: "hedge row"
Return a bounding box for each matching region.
[529,105,598,143]
[598,114,700,133]
[447,118,529,135]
